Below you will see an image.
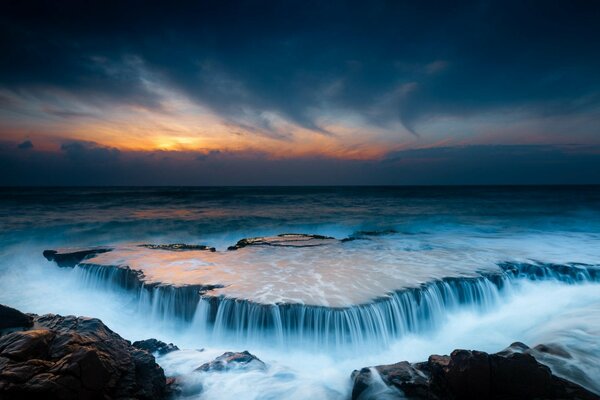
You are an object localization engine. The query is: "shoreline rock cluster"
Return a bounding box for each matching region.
[0,304,269,399]
[351,342,600,400]
[0,304,170,400]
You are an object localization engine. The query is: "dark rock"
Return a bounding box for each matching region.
[0,308,169,400]
[227,233,335,250]
[351,368,375,400]
[378,361,430,398]
[133,338,180,355]
[166,376,184,396]
[43,248,112,268]
[0,304,33,332]
[139,243,216,252]
[533,343,573,359]
[195,350,265,372]
[342,229,399,242]
[351,342,600,400]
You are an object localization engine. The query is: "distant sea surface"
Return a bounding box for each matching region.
[2,185,600,247]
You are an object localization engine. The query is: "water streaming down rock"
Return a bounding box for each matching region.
[68,261,600,350]
[72,264,216,322]
[194,276,504,349]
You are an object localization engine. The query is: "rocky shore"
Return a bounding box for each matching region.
[0,304,170,399]
[0,304,271,400]
[2,303,600,399]
[351,342,600,400]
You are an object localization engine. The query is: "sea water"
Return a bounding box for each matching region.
[1,186,599,398]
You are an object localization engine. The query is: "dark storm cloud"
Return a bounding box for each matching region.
[1,143,599,186]
[17,140,33,150]
[60,141,120,163]
[196,150,222,161]
[1,0,599,134]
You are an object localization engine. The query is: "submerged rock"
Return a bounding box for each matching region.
[0,304,33,332]
[351,342,600,400]
[341,229,399,242]
[227,233,336,250]
[139,243,216,252]
[0,306,169,399]
[195,350,265,372]
[133,338,180,355]
[42,248,112,268]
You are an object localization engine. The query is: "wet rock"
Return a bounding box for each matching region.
[195,351,265,372]
[351,343,600,400]
[139,243,216,252]
[351,368,374,399]
[0,308,169,399]
[166,376,184,396]
[43,248,112,268]
[533,343,573,359]
[341,229,399,242]
[133,338,180,355]
[0,304,33,332]
[227,233,336,250]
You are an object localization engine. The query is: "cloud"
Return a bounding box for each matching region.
[196,150,222,161]
[17,140,33,150]
[60,141,120,163]
[1,1,599,137]
[1,144,599,186]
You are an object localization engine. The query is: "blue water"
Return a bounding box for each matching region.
[1,186,599,399]
[2,186,600,245]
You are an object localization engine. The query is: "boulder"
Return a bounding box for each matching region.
[0,308,170,399]
[195,350,265,372]
[132,338,180,355]
[0,304,33,332]
[351,343,600,400]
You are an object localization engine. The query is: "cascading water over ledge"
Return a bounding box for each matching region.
[43,243,600,349]
[147,262,600,349]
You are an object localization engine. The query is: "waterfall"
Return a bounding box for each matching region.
[71,262,599,350]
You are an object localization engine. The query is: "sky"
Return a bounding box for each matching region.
[1,0,599,185]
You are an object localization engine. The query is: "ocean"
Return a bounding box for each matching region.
[1,186,599,398]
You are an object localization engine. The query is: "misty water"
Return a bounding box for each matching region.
[1,186,600,399]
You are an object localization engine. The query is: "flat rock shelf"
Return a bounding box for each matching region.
[42,234,600,349]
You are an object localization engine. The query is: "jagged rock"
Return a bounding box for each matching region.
[227,233,336,250]
[0,304,33,332]
[351,343,600,400]
[132,338,180,355]
[42,248,112,268]
[195,351,265,372]
[0,308,169,399]
[139,243,216,252]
